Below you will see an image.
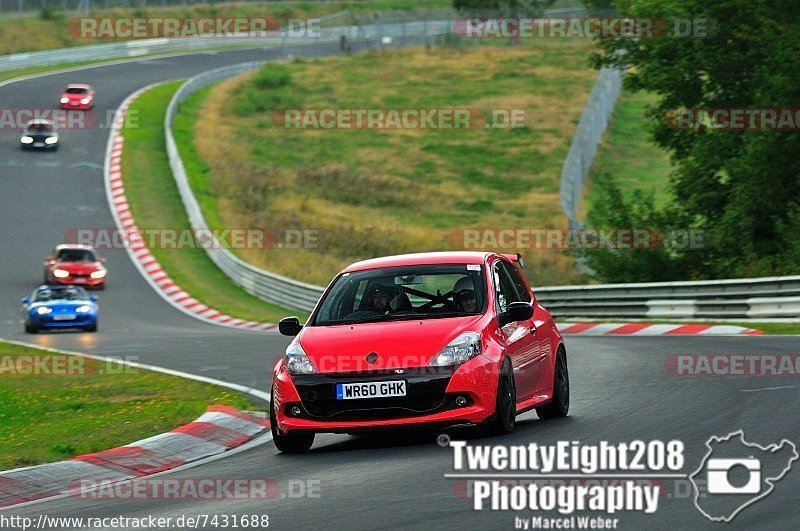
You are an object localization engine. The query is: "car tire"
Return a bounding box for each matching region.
[24,323,37,334]
[270,389,314,453]
[86,321,98,333]
[536,347,569,420]
[487,357,516,435]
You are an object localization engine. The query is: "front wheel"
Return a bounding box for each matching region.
[85,320,98,333]
[536,347,569,419]
[270,389,314,453]
[25,323,38,334]
[486,357,516,435]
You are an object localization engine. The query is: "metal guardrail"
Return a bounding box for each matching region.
[558,66,623,232]
[535,276,800,319]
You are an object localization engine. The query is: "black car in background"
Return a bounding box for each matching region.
[20,119,59,150]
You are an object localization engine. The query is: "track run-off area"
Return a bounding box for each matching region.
[0,41,798,530]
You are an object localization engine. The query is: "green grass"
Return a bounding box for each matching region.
[185,43,599,286]
[584,91,673,212]
[121,81,307,323]
[0,341,260,470]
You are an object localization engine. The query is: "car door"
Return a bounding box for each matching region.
[502,261,552,395]
[492,260,538,402]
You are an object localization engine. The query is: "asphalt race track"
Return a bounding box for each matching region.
[1,43,798,530]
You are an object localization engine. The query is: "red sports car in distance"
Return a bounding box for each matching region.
[270,251,569,453]
[43,244,107,289]
[60,84,95,110]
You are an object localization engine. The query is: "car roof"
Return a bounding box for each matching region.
[65,84,92,89]
[342,251,500,273]
[27,119,53,125]
[54,243,95,252]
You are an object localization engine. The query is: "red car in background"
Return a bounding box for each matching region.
[60,84,95,110]
[43,244,107,289]
[270,251,569,453]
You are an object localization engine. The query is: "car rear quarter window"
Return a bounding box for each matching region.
[502,262,532,303]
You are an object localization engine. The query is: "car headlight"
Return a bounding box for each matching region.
[80,98,90,104]
[53,268,70,278]
[285,342,317,375]
[60,97,69,103]
[45,137,58,144]
[76,305,91,313]
[429,332,482,367]
[36,307,52,315]
[20,136,33,144]
[90,269,106,279]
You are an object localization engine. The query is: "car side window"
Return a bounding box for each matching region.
[493,262,520,314]
[502,262,532,303]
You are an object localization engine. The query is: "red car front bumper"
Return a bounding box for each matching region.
[272,354,500,434]
[61,101,92,111]
[48,275,105,288]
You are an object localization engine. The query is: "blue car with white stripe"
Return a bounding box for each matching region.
[22,285,98,333]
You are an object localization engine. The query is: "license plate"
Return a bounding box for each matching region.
[336,380,406,400]
[53,314,76,321]
[33,142,44,147]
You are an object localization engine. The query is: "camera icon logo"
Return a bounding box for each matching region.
[690,430,798,522]
[706,457,760,494]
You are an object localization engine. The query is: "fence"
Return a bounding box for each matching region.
[558,66,623,231]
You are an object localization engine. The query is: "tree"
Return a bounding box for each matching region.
[592,0,800,278]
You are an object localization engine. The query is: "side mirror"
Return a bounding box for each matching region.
[22,297,30,304]
[98,257,106,263]
[278,316,303,336]
[498,301,533,327]
[89,295,97,302]
[45,257,54,262]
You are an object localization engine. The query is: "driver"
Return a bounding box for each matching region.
[371,285,393,314]
[453,277,478,312]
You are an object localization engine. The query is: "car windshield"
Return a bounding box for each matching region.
[65,87,88,94]
[34,287,89,302]
[312,264,486,326]
[26,122,53,132]
[56,249,95,262]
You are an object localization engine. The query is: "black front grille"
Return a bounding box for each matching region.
[292,368,456,420]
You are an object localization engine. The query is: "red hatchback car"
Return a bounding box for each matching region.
[60,84,95,110]
[270,252,569,453]
[43,244,107,289]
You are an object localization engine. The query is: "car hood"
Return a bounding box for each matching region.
[297,315,482,373]
[53,261,101,274]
